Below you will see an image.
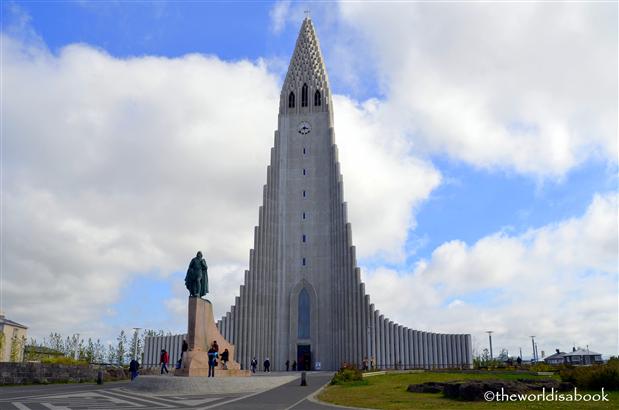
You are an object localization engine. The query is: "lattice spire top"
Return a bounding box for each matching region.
[282,17,330,95]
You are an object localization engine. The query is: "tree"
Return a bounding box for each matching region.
[106,343,116,364]
[45,332,64,354]
[84,338,95,363]
[129,329,143,361]
[497,348,509,362]
[94,339,105,363]
[115,330,128,365]
[10,335,26,362]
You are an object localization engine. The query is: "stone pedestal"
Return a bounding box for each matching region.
[175,297,249,377]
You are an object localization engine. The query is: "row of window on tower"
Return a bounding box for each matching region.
[288,83,321,108]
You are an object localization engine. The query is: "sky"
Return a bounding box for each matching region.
[1,1,617,360]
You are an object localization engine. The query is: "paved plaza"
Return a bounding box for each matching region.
[0,372,346,410]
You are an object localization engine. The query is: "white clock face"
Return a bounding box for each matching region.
[297,121,311,135]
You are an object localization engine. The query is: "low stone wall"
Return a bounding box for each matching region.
[0,363,158,385]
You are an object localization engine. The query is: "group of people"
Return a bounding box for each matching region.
[250,357,272,373]
[151,342,311,378]
[249,358,301,373]
[206,340,230,377]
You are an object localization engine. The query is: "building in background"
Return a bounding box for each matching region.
[543,347,604,366]
[0,312,28,362]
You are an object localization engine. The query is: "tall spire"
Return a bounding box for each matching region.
[280,17,330,114]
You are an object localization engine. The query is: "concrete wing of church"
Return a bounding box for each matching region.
[214,17,473,372]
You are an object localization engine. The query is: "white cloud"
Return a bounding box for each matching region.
[362,192,618,356]
[337,2,617,178]
[2,32,436,339]
[334,96,441,260]
[269,0,292,34]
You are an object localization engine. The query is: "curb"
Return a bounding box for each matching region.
[306,380,371,410]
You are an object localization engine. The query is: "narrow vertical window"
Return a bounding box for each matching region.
[314,89,321,106]
[288,91,295,108]
[302,234,306,243]
[303,147,306,155]
[301,83,308,107]
[302,212,306,219]
[298,288,310,338]
[303,168,306,175]
[302,257,306,266]
[303,190,306,197]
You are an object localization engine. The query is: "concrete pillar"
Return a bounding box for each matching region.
[422,332,429,369]
[368,302,375,368]
[432,333,438,368]
[465,334,473,368]
[385,319,391,369]
[378,314,385,369]
[394,324,400,369]
[441,334,449,368]
[415,330,421,368]
[401,327,407,369]
[403,327,409,369]
[455,334,462,367]
[445,334,452,367]
[389,320,398,368]
[407,329,413,369]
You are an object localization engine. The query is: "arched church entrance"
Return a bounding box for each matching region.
[289,280,318,370]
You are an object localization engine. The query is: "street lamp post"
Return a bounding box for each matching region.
[486,331,494,360]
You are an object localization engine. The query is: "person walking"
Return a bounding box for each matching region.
[129,358,140,380]
[221,348,229,370]
[285,359,290,371]
[160,349,169,374]
[263,357,271,372]
[207,346,218,377]
[251,357,258,373]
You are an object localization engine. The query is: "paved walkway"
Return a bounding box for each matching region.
[0,372,352,409]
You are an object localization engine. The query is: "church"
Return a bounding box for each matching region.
[213,17,473,371]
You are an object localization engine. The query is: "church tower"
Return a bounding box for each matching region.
[217,17,472,371]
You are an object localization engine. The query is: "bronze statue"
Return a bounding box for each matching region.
[185,251,208,297]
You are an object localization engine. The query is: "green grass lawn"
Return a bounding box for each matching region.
[317,371,617,409]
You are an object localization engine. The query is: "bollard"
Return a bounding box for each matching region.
[300,371,307,386]
[96,370,104,385]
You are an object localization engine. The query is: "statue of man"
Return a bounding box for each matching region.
[199,252,208,297]
[185,251,207,297]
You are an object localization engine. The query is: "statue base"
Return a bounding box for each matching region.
[175,297,249,377]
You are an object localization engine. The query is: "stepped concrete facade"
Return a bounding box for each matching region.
[215,17,473,371]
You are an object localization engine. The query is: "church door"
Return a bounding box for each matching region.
[297,344,311,371]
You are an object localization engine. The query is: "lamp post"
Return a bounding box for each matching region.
[486,331,494,360]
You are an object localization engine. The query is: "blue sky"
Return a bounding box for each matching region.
[2,1,617,358]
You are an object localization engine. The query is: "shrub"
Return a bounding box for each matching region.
[41,356,89,366]
[331,365,364,385]
[560,358,619,390]
[530,362,555,372]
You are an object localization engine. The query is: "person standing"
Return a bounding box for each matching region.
[285,359,290,371]
[160,349,169,374]
[129,358,140,380]
[251,357,258,373]
[292,360,297,371]
[221,348,229,370]
[263,357,271,372]
[207,346,218,377]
